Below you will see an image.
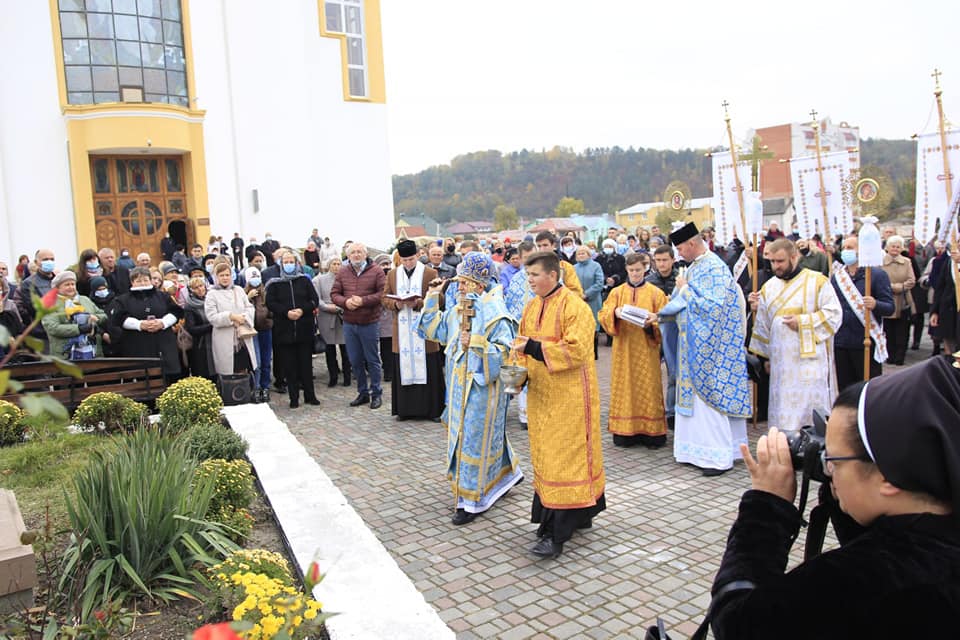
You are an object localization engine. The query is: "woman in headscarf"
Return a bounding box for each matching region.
[183,276,215,379]
[313,258,351,387]
[708,356,960,639]
[41,270,106,359]
[265,249,319,408]
[111,266,183,382]
[244,265,272,402]
[205,261,257,379]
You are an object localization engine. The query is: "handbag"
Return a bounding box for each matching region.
[217,372,255,406]
[236,324,257,340]
[313,317,327,354]
[177,325,194,351]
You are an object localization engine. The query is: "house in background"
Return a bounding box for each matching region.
[1,0,395,263]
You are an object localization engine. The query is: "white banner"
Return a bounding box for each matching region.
[915,131,960,244]
[711,151,754,246]
[789,150,853,240]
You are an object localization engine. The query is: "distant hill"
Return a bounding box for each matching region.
[393,139,917,223]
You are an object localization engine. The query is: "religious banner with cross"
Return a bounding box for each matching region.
[789,150,854,240]
[711,150,753,245]
[914,130,960,243]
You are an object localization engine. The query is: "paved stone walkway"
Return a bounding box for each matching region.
[271,335,933,639]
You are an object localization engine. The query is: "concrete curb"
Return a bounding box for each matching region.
[222,404,454,640]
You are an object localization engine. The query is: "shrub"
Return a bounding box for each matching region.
[210,549,294,588]
[185,422,248,461]
[208,505,255,544]
[157,377,222,433]
[0,399,26,446]
[72,392,148,434]
[60,429,237,621]
[196,459,255,513]
[223,572,325,640]
[21,412,69,441]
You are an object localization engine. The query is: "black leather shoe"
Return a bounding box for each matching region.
[274,383,287,394]
[520,422,528,430]
[349,394,369,407]
[701,467,729,477]
[530,537,563,558]
[370,395,382,409]
[327,374,338,387]
[342,376,351,387]
[451,509,477,525]
[289,399,299,409]
[305,398,321,406]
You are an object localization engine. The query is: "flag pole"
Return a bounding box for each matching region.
[723,101,755,292]
[810,110,832,242]
[932,69,960,311]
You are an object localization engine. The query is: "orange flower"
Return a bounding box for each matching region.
[41,287,59,309]
[304,560,322,593]
[193,622,242,640]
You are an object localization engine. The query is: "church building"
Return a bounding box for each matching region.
[0,0,395,264]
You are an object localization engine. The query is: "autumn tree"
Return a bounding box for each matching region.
[494,204,519,231]
[554,197,585,218]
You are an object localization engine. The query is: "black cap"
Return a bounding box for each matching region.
[669,222,699,246]
[860,357,960,514]
[397,240,417,258]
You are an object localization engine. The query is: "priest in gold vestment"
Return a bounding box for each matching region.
[598,253,668,448]
[514,251,606,559]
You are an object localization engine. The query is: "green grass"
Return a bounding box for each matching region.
[0,433,101,531]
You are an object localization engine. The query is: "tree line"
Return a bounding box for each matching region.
[393,139,917,224]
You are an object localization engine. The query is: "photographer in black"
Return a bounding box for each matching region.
[709,356,960,639]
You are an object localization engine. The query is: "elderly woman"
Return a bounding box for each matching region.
[183,276,215,379]
[244,266,272,402]
[881,235,917,365]
[313,258,351,387]
[708,358,960,638]
[41,270,106,359]
[303,241,321,273]
[574,245,605,359]
[265,250,320,408]
[111,266,183,382]
[205,261,257,380]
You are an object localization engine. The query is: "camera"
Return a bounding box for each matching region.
[786,409,829,484]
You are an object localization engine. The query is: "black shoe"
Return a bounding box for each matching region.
[349,394,370,407]
[395,415,408,422]
[530,537,563,558]
[431,417,442,423]
[577,518,592,530]
[342,375,351,387]
[289,399,299,409]
[274,382,287,394]
[370,395,382,409]
[520,422,528,430]
[701,467,729,477]
[305,398,321,406]
[667,416,675,431]
[327,374,338,387]
[451,509,477,526]
[911,343,920,350]
[383,375,392,383]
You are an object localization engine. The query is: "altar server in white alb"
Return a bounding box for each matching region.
[749,238,842,432]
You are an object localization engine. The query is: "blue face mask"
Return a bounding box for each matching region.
[248,277,262,287]
[840,249,858,266]
[40,259,55,273]
[205,264,214,274]
[86,261,100,271]
[283,263,296,274]
[94,289,110,298]
[603,247,614,255]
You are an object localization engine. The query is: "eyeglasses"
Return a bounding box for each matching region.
[820,450,872,476]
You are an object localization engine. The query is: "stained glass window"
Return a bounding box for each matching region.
[59,1,188,106]
[93,159,110,193]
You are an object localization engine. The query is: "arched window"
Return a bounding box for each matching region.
[58,0,188,106]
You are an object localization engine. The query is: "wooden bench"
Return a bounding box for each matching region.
[0,357,167,411]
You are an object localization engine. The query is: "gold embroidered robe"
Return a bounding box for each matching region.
[518,285,605,509]
[598,282,668,437]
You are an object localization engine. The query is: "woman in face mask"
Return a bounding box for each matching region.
[205,261,258,387]
[73,248,102,297]
[574,246,605,359]
[42,270,107,359]
[559,239,577,265]
[245,266,273,401]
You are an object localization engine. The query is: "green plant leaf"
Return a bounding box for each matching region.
[38,395,69,420]
[116,553,151,595]
[0,324,11,347]
[7,379,23,392]
[48,356,83,379]
[19,394,45,416]
[23,335,44,353]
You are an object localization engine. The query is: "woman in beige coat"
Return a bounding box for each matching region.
[881,235,917,365]
[204,261,257,376]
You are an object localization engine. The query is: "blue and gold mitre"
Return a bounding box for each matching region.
[456,251,493,286]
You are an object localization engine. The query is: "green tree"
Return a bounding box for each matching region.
[493,204,519,231]
[655,207,686,234]
[554,196,585,218]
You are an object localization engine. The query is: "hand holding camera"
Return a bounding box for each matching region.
[741,427,797,504]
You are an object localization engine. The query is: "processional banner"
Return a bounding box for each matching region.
[711,151,754,246]
[914,131,960,244]
[789,151,853,240]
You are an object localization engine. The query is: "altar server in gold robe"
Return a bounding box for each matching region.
[599,252,668,448]
[514,251,606,559]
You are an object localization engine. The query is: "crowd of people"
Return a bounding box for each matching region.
[2,222,959,582]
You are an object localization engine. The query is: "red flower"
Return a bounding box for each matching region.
[193,623,242,640]
[41,287,59,309]
[305,560,322,592]
[93,610,106,622]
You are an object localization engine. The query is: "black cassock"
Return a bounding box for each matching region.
[111,288,183,376]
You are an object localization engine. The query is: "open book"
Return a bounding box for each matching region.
[619,305,653,328]
[386,292,422,301]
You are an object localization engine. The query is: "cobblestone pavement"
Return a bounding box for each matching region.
[272,333,933,639]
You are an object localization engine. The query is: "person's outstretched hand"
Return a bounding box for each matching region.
[740,427,797,503]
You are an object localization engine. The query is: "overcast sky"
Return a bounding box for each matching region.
[380,0,959,176]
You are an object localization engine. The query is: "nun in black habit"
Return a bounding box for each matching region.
[707,355,960,639]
